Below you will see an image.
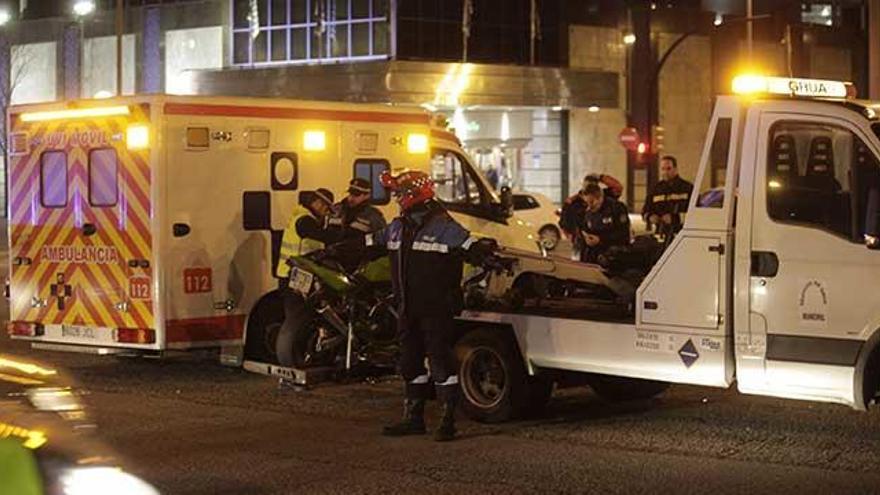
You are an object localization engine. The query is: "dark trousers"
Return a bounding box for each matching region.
[398,315,459,402]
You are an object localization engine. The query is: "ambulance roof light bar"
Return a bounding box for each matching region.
[731,75,856,99]
[20,106,131,123]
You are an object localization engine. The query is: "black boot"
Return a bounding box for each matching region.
[433,399,457,442]
[382,399,427,436]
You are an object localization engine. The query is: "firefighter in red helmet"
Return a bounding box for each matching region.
[361,170,496,441]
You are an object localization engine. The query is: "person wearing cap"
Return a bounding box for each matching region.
[276,188,336,280]
[329,177,387,241]
[276,188,338,371]
[358,170,497,442]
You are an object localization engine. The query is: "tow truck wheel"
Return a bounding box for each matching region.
[588,374,670,402]
[243,292,285,364]
[456,328,550,423]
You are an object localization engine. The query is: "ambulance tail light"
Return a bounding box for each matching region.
[7,321,44,337]
[114,328,155,344]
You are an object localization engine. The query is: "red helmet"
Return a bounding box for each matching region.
[380,170,435,211]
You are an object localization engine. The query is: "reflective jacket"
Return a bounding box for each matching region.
[366,201,479,318]
[276,206,327,278]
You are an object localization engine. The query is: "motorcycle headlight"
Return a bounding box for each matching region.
[60,467,160,495]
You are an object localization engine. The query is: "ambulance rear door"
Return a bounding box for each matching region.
[7,103,156,348]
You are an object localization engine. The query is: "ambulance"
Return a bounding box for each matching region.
[452,76,880,422]
[4,96,541,356]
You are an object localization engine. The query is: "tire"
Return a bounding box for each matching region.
[243,292,285,364]
[276,299,337,369]
[588,374,670,402]
[538,225,561,251]
[456,328,552,423]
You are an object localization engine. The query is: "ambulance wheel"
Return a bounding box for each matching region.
[244,292,285,364]
[538,225,561,251]
[588,374,670,402]
[456,328,549,423]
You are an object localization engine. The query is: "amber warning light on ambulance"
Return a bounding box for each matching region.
[731,75,856,99]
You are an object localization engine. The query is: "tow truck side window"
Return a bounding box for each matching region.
[696,118,732,208]
[766,121,879,242]
[40,151,67,208]
[431,150,481,207]
[88,148,118,207]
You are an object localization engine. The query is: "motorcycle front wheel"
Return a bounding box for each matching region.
[276,298,339,368]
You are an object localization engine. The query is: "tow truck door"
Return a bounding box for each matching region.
[738,104,880,402]
[635,97,741,387]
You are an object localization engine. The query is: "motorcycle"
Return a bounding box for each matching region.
[276,249,399,372]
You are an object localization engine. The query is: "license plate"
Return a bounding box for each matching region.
[61,325,97,340]
[288,268,314,296]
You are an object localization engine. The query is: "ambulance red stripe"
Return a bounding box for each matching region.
[164,102,431,125]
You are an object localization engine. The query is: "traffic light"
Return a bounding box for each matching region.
[651,125,665,154]
[636,142,648,155]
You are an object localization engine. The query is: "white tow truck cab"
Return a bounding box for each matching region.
[454,76,880,422]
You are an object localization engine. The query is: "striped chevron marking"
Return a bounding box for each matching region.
[8,104,154,332]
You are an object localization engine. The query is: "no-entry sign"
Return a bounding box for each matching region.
[618,127,640,151]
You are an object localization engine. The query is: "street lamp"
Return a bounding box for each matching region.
[623,33,637,45]
[72,0,96,17]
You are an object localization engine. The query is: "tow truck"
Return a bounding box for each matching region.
[452,75,880,422]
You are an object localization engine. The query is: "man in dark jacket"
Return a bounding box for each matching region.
[580,182,631,264]
[642,155,693,238]
[364,170,495,442]
[330,177,387,240]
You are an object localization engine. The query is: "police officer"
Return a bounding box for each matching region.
[329,177,387,240]
[642,155,693,237]
[580,182,631,264]
[275,189,337,369]
[365,170,495,442]
[559,173,624,259]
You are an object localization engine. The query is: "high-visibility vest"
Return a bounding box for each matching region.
[276,206,324,278]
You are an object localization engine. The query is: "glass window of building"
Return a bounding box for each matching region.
[231,0,390,65]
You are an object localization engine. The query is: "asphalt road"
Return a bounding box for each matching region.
[3,332,880,495]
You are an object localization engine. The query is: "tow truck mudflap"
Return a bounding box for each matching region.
[242,360,336,387]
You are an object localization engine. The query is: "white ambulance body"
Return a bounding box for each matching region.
[6,95,540,355]
[455,77,880,420]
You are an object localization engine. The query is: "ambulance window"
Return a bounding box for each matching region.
[271,152,298,190]
[353,159,390,205]
[186,127,210,149]
[696,118,732,209]
[431,150,480,206]
[88,148,118,207]
[40,151,67,208]
[765,121,872,242]
[247,128,270,150]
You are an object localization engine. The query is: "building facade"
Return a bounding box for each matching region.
[0,0,873,212]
